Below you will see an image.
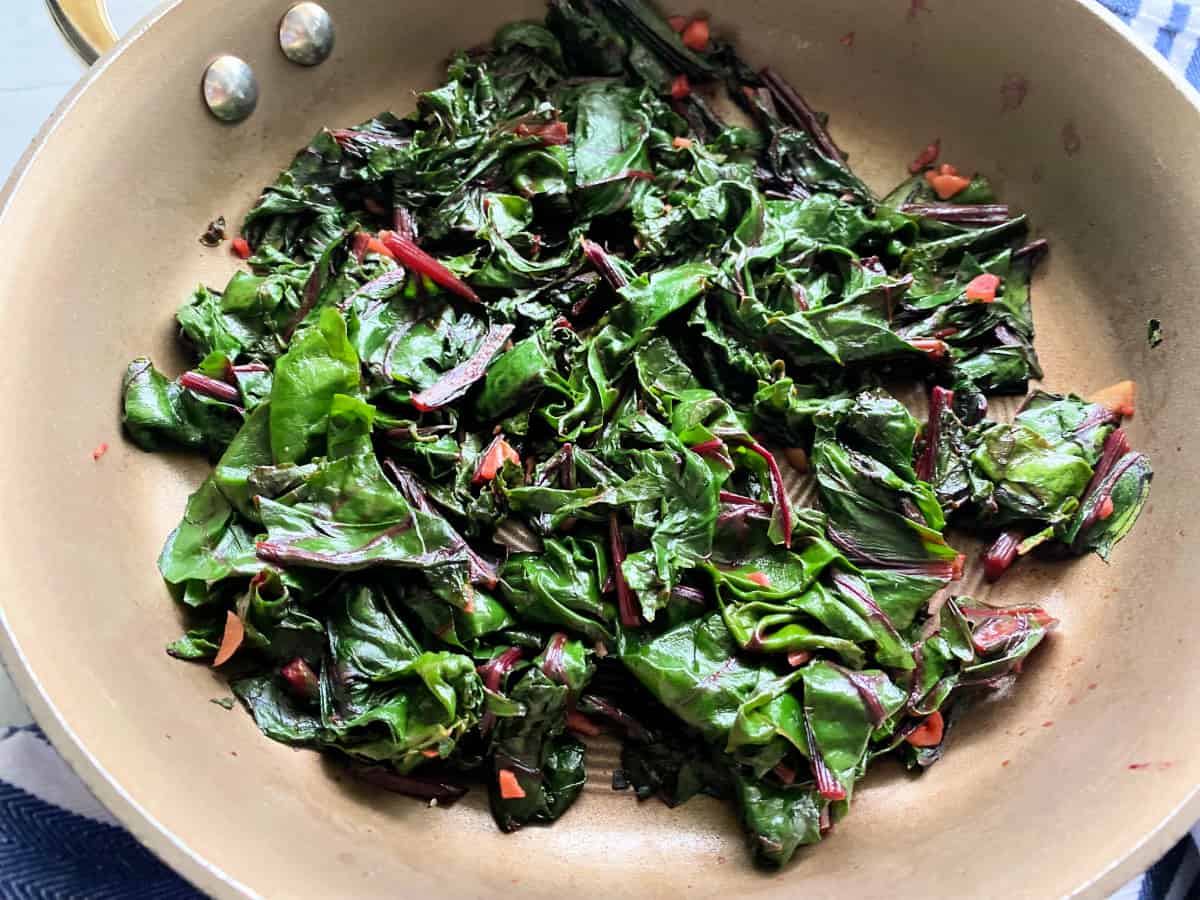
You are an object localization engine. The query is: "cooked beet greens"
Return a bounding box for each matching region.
[122,1,1152,866]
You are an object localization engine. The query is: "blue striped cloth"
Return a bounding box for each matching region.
[0,2,1198,897]
[1103,0,1200,86]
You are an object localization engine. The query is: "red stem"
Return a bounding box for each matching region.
[900,204,1010,226]
[180,371,241,404]
[477,647,524,735]
[409,324,514,412]
[916,386,954,483]
[804,714,846,801]
[744,442,792,548]
[580,238,629,290]
[760,68,843,162]
[514,120,570,145]
[541,633,568,685]
[609,513,640,627]
[982,529,1023,582]
[280,658,319,701]
[910,338,950,360]
[380,232,480,303]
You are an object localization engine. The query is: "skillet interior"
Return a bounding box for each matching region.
[1,0,1198,896]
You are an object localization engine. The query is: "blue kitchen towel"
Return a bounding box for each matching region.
[0,724,202,898]
[1101,0,1200,88]
[0,3,1198,898]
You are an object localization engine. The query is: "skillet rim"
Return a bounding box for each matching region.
[0,1,1196,896]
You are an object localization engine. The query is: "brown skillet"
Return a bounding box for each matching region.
[1,0,1198,896]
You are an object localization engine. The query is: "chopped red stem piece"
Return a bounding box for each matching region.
[965,273,1001,303]
[380,231,480,303]
[915,386,953,482]
[681,18,709,51]
[839,31,855,47]
[1098,495,1115,520]
[787,650,812,668]
[910,338,949,359]
[180,371,241,404]
[92,442,108,461]
[819,805,832,834]
[580,238,629,290]
[925,166,971,199]
[610,513,641,627]
[479,647,524,694]
[280,657,319,700]
[670,73,691,99]
[410,324,514,412]
[472,434,520,485]
[667,14,688,32]
[352,232,396,264]
[514,120,569,145]
[983,529,1023,582]
[746,571,771,587]
[231,237,252,259]
[907,138,941,173]
[566,710,602,737]
[541,633,568,685]
[212,610,244,667]
[498,768,526,800]
[905,710,944,747]
[1013,238,1050,262]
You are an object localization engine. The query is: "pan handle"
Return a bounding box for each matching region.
[45,0,118,66]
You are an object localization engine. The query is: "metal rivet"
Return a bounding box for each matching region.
[202,55,259,123]
[279,2,335,66]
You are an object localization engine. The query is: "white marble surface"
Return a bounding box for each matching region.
[0,0,158,728]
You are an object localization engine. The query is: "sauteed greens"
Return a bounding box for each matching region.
[122,0,1151,866]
